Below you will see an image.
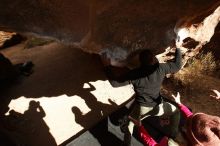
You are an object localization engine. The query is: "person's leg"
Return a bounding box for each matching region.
[140,101,180,141]
[123,104,138,146]
[123,128,132,146]
[124,104,154,145]
[124,102,178,145]
[155,101,180,138]
[156,102,177,116]
[140,101,177,120]
[129,104,154,134]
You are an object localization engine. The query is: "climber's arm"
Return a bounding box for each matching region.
[160,48,182,74]
[100,54,131,87]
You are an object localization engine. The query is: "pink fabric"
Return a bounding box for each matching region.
[178,104,193,118]
[139,125,159,146]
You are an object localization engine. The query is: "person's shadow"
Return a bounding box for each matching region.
[0,45,132,145]
[71,83,122,145]
[72,82,117,128]
[0,100,57,146]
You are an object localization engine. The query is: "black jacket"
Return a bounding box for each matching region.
[104,48,182,107]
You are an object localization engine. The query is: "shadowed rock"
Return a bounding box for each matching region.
[0,0,220,65]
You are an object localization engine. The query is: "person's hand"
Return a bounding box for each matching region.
[210,89,220,100]
[183,51,194,60]
[171,92,181,104]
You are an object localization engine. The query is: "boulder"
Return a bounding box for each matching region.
[0,0,220,65]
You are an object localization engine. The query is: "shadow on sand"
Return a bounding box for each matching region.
[0,100,57,146]
[0,44,123,146]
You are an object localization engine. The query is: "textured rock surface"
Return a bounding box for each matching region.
[0,0,90,42]
[0,31,24,49]
[0,31,15,46]
[0,0,220,64]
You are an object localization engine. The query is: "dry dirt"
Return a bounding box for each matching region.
[162,75,220,117]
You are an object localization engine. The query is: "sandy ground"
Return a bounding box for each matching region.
[0,42,134,146]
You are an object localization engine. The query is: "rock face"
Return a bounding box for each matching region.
[0,0,220,64]
[0,31,16,46]
[0,0,90,42]
[0,31,24,49]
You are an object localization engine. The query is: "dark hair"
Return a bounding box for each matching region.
[139,49,157,66]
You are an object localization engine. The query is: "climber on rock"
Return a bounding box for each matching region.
[101,44,182,146]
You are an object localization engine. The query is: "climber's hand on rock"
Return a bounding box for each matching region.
[183,51,193,60]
